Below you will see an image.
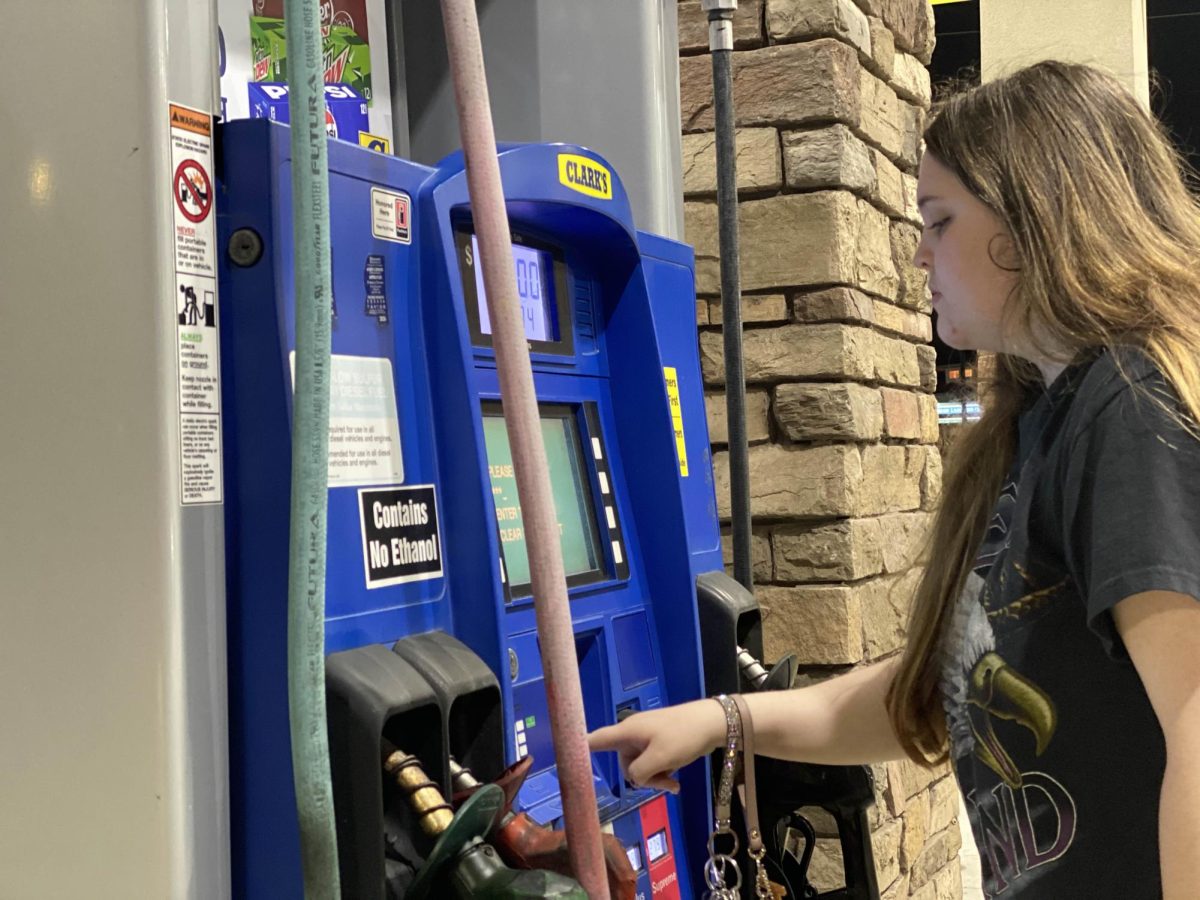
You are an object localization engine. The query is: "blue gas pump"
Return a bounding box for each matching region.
[418,141,725,899]
[218,121,725,898]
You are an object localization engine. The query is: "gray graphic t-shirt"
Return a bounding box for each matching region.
[940,350,1200,897]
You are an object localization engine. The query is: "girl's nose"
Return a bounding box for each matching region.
[912,235,932,272]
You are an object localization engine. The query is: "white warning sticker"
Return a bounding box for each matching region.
[370,187,412,244]
[169,103,223,506]
[290,353,406,487]
[170,104,217,277]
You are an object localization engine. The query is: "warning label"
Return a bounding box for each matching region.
[364,254,387,321]
[663,367,689,478]
[370,187,411,244]
[290,353,405,487]
[181,415,222,502]
[178,279,220,416]
[174,159,213,224]
[358,485,443,588]
[170,102,222,506]
[170,104,216,277]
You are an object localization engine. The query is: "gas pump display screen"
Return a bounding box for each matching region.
[483,406,604,594]
[646,829,669,863]
[472,236,558,342]
[625,845,644,872]
[456,229,574,356]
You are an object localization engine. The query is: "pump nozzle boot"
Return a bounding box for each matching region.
[452,757,639,900]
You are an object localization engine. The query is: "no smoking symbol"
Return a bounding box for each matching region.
[174,160,212,224]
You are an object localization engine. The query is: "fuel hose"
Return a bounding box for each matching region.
[437,1,611,896]
[283,0,340,894]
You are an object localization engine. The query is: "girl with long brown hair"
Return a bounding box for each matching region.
[590,61,1200,897]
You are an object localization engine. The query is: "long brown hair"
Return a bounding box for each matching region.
[886,61,1200,763]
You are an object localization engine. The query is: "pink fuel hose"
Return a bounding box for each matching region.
[437,2,610,898]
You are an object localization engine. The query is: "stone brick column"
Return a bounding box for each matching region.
[679,2,963,898]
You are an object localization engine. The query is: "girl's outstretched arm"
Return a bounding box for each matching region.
[587,657,907,792]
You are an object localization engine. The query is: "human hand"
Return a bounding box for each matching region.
[587,699,726,794]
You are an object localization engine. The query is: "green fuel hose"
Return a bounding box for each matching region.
[282,0,340,896]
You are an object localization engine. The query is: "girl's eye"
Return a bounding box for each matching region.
[929,216,951,234]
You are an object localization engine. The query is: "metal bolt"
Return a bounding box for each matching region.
[227,228,264,267]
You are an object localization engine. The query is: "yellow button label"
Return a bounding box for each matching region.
[558,153,612,200]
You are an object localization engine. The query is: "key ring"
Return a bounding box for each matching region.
[702,851,742,899]
[707,824,740,859]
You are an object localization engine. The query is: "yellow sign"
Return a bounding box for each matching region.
[359,132,392,154]
[557,153,612,200]
[931,0,971,5]
[663,367,689,477]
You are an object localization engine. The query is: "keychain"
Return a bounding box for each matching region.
[704,694,773,900]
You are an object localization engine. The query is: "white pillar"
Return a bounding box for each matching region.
[980,0,1149,106]
[1,1,229,896]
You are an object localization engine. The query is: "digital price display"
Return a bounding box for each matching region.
[625,844,644,873]
[473,236,558,343]
[646,829,669,864]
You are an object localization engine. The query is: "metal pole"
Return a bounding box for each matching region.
[704,0,754,591]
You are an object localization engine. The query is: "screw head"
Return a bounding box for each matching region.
[227,227,264,267]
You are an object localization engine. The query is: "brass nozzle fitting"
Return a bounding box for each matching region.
[384,751,455,836]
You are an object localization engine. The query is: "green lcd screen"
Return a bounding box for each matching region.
[483,408,603,593]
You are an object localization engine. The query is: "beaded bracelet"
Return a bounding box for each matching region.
[713,694,743,822]
[702,694,744,899]
[704,694,772,900]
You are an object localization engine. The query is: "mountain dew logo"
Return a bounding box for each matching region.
[324,45,351,84]
[253,52,271,81]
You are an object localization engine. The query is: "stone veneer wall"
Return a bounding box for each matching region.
[678,1,963,898]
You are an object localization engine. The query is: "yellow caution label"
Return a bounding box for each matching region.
[359,131,392,154]
[169,104,211,137]
[558,153,612,200]
[664,367,689,477]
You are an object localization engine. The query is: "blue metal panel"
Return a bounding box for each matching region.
[638,230,724,575]
[219,121,445,896]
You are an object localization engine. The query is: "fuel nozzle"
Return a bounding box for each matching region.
[450,756,638,900]
[385,750,456,836]
[383,746,586,900]
[737,645,798,693]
